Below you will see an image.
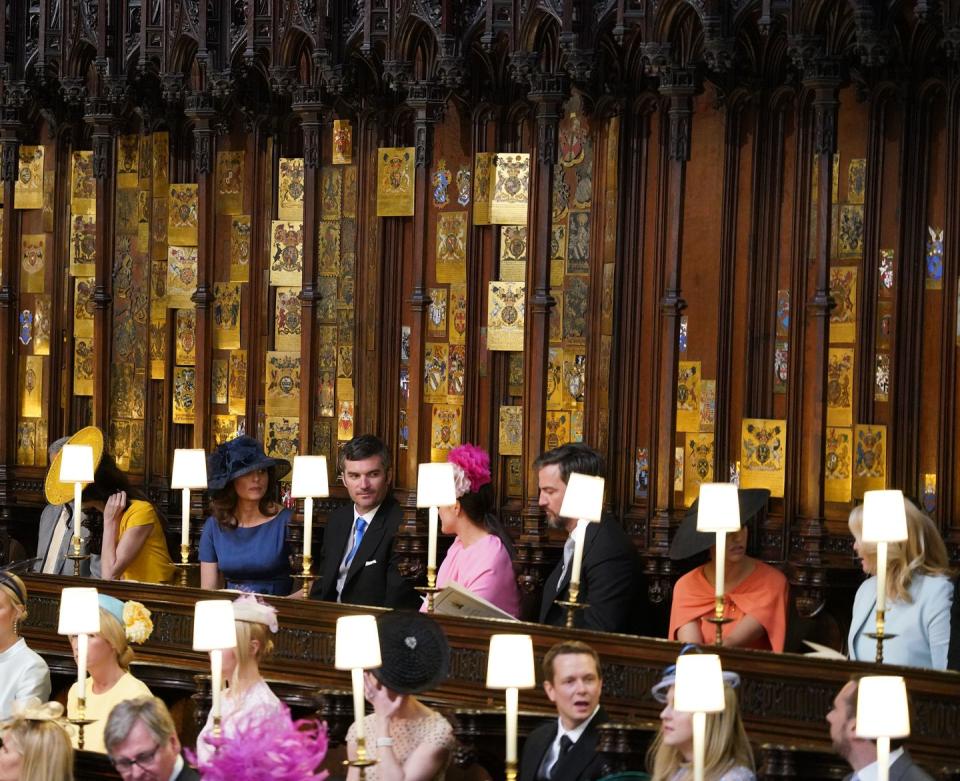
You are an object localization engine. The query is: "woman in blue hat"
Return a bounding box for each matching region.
[199,437,293,595]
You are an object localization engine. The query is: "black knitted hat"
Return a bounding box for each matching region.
[372,611,450,694]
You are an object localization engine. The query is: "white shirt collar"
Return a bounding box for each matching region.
[555,704,601,744]
[168,754,185,781]
[853,747,904,781]
[354,504,381,524]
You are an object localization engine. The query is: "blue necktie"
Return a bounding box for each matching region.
[344,517,368,567]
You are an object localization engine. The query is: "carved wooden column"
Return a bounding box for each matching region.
[185,94,217,450]
[86,100,117,429]
[403,81,446,489]
[0,123,20,484]
[649,67,694,551]
[788,49,839,607]
[293,88,323,451]
[519,71,567,539]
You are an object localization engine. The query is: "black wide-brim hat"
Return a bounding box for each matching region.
[373,611,450,694]
[206,435,291,491]
[669,488,770,560]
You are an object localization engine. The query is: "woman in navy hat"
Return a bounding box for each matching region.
[199,436,293,595]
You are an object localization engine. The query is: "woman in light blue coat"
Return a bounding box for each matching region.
[848,498,955,669]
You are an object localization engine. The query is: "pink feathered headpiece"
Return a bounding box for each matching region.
[447,444,491,497]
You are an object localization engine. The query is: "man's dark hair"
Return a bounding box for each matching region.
[339,434,392,473]
[533,443,605,484]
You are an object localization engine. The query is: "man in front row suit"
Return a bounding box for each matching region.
[827,679,934,781]
[312,434,419,608]
[520,641,607,781]
[105,696,199,780]
[536,443,638,632]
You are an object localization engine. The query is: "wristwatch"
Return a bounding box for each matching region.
[376,736,395,748]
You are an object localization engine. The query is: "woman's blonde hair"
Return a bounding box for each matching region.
[848,498,952,603]
[647,684,754,781]
[2,716,74,781]
[232,618,274,685]
[98,608,134,670]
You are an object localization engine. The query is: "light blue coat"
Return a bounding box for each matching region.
[848,572,954,670]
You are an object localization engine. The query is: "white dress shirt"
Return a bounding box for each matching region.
[851,747,904,781]
[336,504,381,600]
[168,755,185,781]
[540,705,600,777]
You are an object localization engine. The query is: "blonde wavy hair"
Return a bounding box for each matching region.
[647,684,754,781]
[97,608,134,671]
[848,498,952,604]
[231,618,274,687]
[1,716,74,781]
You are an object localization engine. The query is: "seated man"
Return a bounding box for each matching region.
[520,640,607,781]
[312,434,419,608]
[536,444,638,632]
[104,695,199,780]
[826,680,933,781]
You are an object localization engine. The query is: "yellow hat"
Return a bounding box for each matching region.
[44,427,105,505]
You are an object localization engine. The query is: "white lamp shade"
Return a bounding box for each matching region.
[416,462,457,508]
[856,676,910,738]
[291,455,330,498]
[486,634,536,689]
[192,600,238,651]
[334,615,382,670]
[57,587,101,635]
[170,449,208,490]
[59,444,95,484]
[673,654,726,713]
[862,490,909,543]
[558,473,605,521]
[696,483,741,532]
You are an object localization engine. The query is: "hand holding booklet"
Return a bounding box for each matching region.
[431,580,519,621]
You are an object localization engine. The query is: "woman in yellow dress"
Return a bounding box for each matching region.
[65,594,154,754]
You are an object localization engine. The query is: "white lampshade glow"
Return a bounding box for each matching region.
[856,676,911,738]
[291,455,330,498]
[558,473,605,521]
[59,444,95,484]
[334,614,382,670]
[171,449,208,489]
[192,601,238,651]
[486,634,536,689]
[862,490,909,543]
[57,587,101,635]
[696,483,741,532]
[415,462,457,508]
[673,654,726,713]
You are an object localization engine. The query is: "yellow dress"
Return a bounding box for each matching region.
[67,671,152,753]
[118,499,175,583]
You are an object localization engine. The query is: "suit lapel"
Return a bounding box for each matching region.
[322,508,354,589]
[540,563,563,622]
[547,707,605,781]
[557,523,601,595]
[521,725,556,781]
[343,500,392,584]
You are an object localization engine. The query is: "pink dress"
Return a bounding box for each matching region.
[429,534,521,617]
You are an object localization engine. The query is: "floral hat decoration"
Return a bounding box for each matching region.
[98,594,154,644]
[447,444,492,499]
[232,593,279,634]
[3,697,67,726]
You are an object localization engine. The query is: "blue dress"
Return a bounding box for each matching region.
[199,509,293,595]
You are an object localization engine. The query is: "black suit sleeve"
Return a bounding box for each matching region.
[580,522,638,633]
[383,537,421,609]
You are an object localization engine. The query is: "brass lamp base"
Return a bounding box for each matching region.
[866,608,897,664]
[173,561,200,587]
[505,758,518,781]
[65,551,91,577]
[68,717,96,751]
[705,596,733,646]
[555,598,589,629]
[416,585,441,612]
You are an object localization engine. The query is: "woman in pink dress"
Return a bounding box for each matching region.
[427,444,521,618]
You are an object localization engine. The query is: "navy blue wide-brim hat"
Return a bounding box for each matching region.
[207,435,291,491]
[669,488,771,560]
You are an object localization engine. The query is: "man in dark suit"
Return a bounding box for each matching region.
[520,641,607,781]
[536,444,638,632]
[312,434,419,608]
[827,680,934,781]
[947,576,960,671]
[105,696,200,780]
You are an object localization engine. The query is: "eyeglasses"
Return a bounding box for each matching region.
[109,743,161,773]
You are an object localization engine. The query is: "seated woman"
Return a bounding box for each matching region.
[848,497,954,669]
[668,489,788,652]
[424,444,520,617]
[347,612,455,781]
[45,427,173,584]
[200,436,293,595]
[196,594,284,764]
[66,594,154,753]
[647,653,754,781]
[0,698,74,781]
[0,571,50,720]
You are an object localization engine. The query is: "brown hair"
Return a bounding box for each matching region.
[533,443,605,483]
[848,498,953,604]
[209,469,283,530]
[542,641,602,683]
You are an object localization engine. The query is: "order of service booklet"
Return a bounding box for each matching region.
[431,580,519,621]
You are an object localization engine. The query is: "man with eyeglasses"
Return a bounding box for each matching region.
[104,696,198,780]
